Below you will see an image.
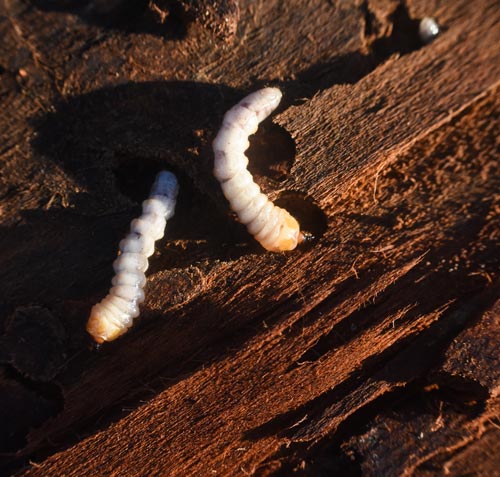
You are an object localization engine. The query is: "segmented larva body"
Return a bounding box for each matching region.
[86,171,179,343]
[213,87,303,252]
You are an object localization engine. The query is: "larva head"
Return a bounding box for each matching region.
[262,208,301,252]
[150,171,179,200]
[242,87,283,122]
[87,305,126,344]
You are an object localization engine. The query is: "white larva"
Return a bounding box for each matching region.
[86,170,179,343]
[213,87,304,252]
[419,17,440,44]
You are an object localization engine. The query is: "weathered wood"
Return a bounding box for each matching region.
[0,0,498,475]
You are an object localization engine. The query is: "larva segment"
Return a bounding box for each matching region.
[86,171,179,344]
[213,87,302,251]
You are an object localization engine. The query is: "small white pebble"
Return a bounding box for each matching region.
[213,88,304,251]
[86,171,179,343]
[419,17,440,44]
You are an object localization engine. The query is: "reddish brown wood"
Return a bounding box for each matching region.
[0,0,498,475]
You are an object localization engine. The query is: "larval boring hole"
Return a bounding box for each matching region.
[113,153,249,264]
[295,3,433,97]
[369,4,429,58]
[113,154,164,203]
[246,123,296,183]
[274,191,327,245]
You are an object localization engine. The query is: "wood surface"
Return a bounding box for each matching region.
[0,0,498,475]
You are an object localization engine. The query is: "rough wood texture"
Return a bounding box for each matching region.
[0,0,498,475]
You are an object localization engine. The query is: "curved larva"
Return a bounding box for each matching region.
[86,171,179,343]
[213,87,303,252]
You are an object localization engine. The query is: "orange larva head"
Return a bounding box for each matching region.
[86,305,126,344]
[262,209,301,252]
